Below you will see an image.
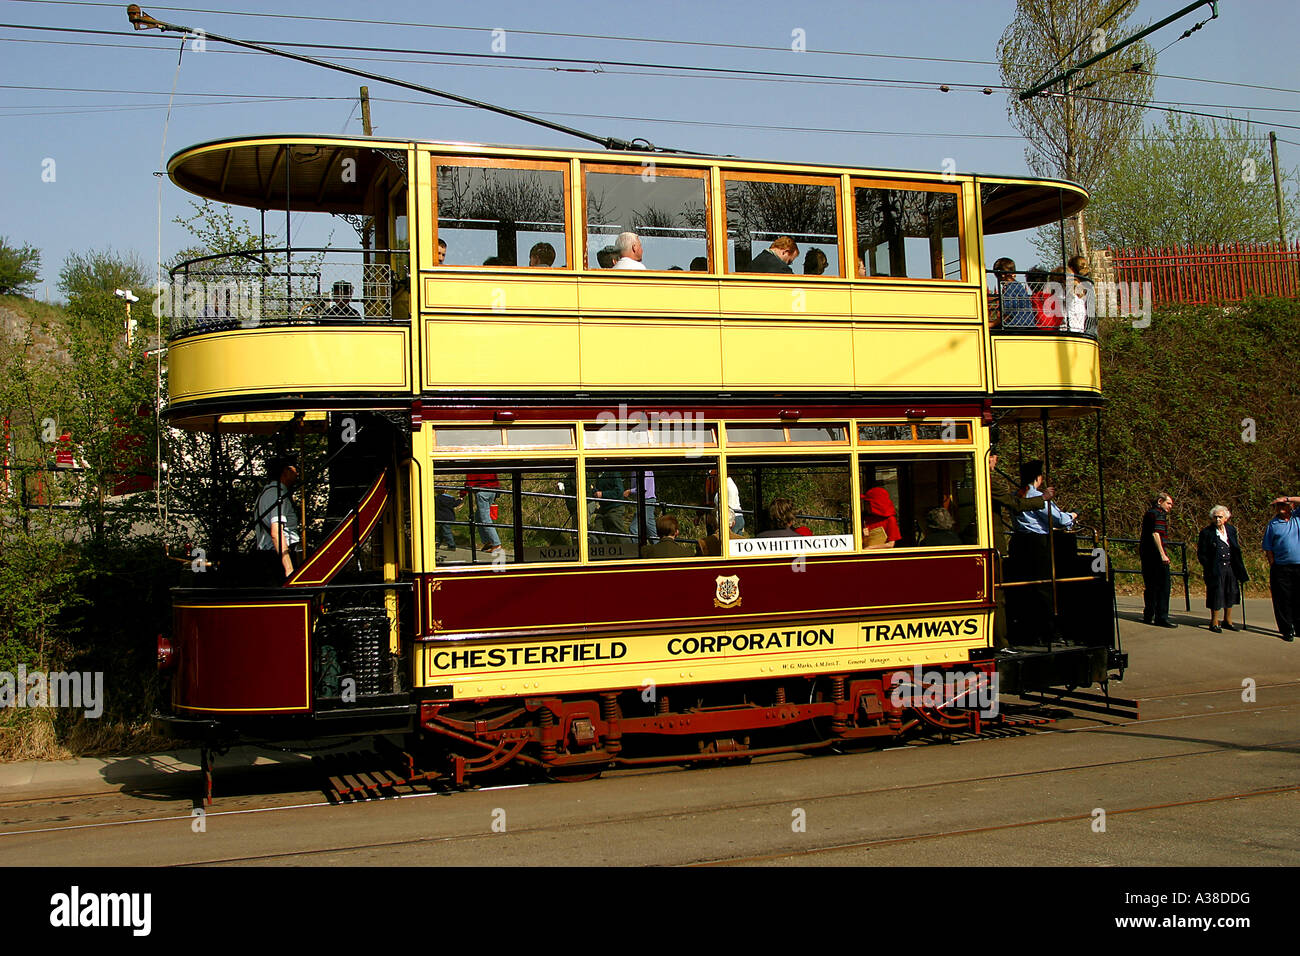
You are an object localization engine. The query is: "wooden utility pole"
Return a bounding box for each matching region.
[1270,131,1287,245]
[360,85,373,136]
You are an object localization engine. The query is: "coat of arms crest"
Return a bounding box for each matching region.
[714,574,741,608]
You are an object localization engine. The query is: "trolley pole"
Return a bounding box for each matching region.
[1270,131,1287,245]
[360,86,373,136]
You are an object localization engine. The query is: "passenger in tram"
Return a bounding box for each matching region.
[1028,268,1063,329]
[640,515,694,559]
[482,256,505,266]
[591,470,630,544]
[322,280,361,319]
[626,470,658,543]
[749,236,799,274]
[697,512,722,556]
[435,487,463,552]
[992,258,1033,328]
[1065,255,1093,333]
[437,237,447,264]
[861,486,901,549]
[612,232,647,270]
[856,243,869,278]
[921,507,962,546]
[689,256,708,271]
[254,457,301,581]
[1011,460,1076,536]
[758,497,801,538]
[464,472,503,553]
[1009,460,1077,639]
[529,242,556,267]
[597,246,619,269]
[803,248,828,275]
[708,469,745,535]
[988,446,1052,647]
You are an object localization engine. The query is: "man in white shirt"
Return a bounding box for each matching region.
[255,457,301,580]
[612,232,647,270]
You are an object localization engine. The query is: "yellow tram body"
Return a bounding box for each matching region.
[157,134,1117,786]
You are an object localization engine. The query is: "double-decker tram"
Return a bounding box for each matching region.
[154,127,1128,797]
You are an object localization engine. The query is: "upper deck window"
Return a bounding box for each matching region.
[583,165,709,271]
[433,426,576,451]
[853,181,963,281]
[857,421,972,444]
[724,173,841,277]
[726,423,848,445]
[435,160,569,268]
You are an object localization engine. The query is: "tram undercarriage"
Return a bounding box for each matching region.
[164,648,1126,802]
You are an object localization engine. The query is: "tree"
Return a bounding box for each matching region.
[58,247,150,303]
[1087,114,1300,249]
[0,237,42,296]
[998,0,1157,257]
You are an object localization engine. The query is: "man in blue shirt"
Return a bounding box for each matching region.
[1008,460,1077,643]
[1263,495,1300,642]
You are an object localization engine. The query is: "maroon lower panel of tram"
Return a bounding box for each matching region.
[172,597,313,714]
[421,552,989,638]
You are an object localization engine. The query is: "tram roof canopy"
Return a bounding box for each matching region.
[168,136,1087,229]
[979,181,1088,235]
[168,140,407,215]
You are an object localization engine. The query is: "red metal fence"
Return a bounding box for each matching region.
[1107,240,1300,306]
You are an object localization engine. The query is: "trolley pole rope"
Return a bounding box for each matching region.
[124,5,659,153]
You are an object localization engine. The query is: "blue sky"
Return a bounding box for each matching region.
[2,0,1297,296]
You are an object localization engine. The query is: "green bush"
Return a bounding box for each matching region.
[1031,296,1300,594]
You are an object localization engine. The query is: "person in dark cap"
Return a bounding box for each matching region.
[322,280,361,318]
[987,444,1052,648]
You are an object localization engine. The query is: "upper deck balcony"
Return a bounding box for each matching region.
[985,267,1101,401]
[978,179,1101,405]
[164,246,414,413]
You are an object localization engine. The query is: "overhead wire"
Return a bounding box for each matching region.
[7,26,1297,101]
[7,0,1004,66]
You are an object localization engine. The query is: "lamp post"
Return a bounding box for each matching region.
[114,288,140,367]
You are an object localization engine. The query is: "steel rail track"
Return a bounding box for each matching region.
[0,692,1294,837]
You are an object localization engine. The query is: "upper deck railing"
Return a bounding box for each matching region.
[986,268,1100,339]
[166,247,410,339]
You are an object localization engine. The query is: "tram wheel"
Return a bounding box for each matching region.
[545,765,607,783]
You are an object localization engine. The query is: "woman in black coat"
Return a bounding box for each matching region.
[1197,505,1249,633]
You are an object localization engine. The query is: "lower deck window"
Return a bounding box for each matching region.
[433,465,578,565]
[860,455,977,549]
[586,461,718,561]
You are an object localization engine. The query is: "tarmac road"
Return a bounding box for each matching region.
[0,597,1296,867]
